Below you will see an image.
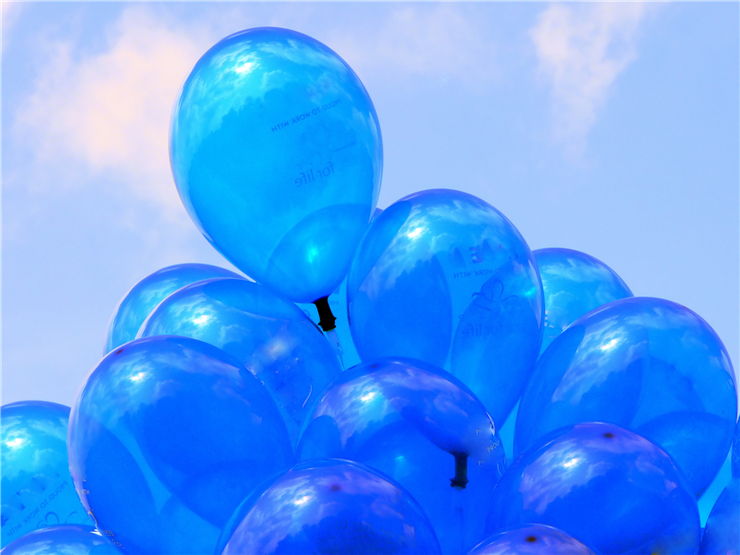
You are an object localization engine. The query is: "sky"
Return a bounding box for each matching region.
[2,1,738,410]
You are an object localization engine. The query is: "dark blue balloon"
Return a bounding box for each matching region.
[138,278,341,442]
[298,358,506,554]
[221,459,441,555]
[700,479,740,555]
[1,525,121,554]
[67,336,293,554]
[105,263,240,352]
[516,296,737,496]
[171,27,382,303]
[534,248,632,352]
[488,422,700,554]
[468,524,595,555]
[1,402,92,546]
[347,189,543,426]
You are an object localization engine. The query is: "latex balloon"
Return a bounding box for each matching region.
[516,296,737,496]
[298,358,506,554]
[1,401,93,546]
[733,418,740,478]
[1,525,121,555]
[534,248,632,352]
[221,459,441,555]
[347,189,543,426]
[139,278,341,441]
[468,524,595,555]
[488,422,700,554]
[700,479,740,555]
[105,263,241,352]
[68,336,293,555]
[171,27,382,303]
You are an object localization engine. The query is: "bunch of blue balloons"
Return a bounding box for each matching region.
[2,26,738,555]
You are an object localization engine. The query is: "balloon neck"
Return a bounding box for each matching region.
[313,296,337,332]
[450,451,469,489]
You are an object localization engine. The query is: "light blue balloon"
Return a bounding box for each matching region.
[347,189,543,426]
[534,248,632,352]
[171,27,382,303]
[67,336,293,555]
[468,524,595,555]
[1,525,121,555]
[488,422,700,555]
[298,358,506,554]
[138,277,341,442]
[105,263,241,352]
[516,297,737,496]
[700,479,740,555]
[221,459,441,555]
[1,402,93,547]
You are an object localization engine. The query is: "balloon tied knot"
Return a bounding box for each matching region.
[313,296,337,332]
[450,451,469,489]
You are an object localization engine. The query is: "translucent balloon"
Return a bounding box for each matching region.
[534,248,631,352]
[221,459,441,555]
[171,27,382,303]
[700,479,740,555]
[516,296,737,496]
[1,525,121,555]
[1,401,93,546]
[347,189,543,426]
[139,278,341,441]
[105,263,241,352]
[67,336,293,555]
[468,524,595,555]
[298,358,506,554]
[488,422,700,554]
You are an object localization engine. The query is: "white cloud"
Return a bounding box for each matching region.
[530,3,650,156]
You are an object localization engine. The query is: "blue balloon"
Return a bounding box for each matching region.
[733,418,740,478]
[347,189,543,426]
[700,479,740,555]
[516,296,737,496]
[468,524,595,555]
[1,401,93,546]
[67,336,293,554]
[488,422,700,554]
[298,358,506,554]
[1,525,121,555]
[534,248,632,352]
[171,27,382,303]
[105,263,241,352]
[139,278,341,442]
[221,459,441,554]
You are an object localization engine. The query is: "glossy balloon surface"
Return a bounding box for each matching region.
[105,263,240,352]
[488,422,700,554]
[1,525,121,555]
[469,524,595,555]
[700,479,740,555]
[139,278,341,441]
[171,27,382,303]
[68,336,293,554]
[347,189,543,426]
[298,358,506,554]
[221,459,441,555]
[1,402,92,546]
[516,296,737,496]
[534,248,632,352]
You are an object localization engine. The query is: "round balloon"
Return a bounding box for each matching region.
[298,358,506,553]
[488,422,700,554]
[68,336,293,555]
[221,459,441,555]
[469,524,595,555]
[139,277,341,441]
[1,525,121,555]
[105,263,241,352]
[700,479,739,555]
[534,247,632,352]
[171,27,382,303]
[1,401,93,546]
[515,296,737,496]
[347,189,543,426]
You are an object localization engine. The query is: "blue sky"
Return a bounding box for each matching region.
[2,2,738,408]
